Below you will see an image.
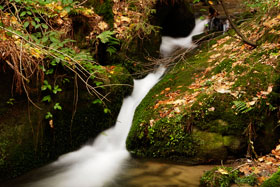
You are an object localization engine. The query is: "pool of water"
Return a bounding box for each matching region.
[3,159,215,187]
[107,159,216,187]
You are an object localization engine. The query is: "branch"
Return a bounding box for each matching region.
[218,0,257,47]
[0,25,105,100]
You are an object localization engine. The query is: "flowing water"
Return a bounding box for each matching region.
[22,66,166,187]
[3,18,213,187]
[108,160,216,187]
[160,18,209,57]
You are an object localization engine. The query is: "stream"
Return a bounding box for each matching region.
[3,18,215,187]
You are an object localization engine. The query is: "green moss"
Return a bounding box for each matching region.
[127,118,198,161]
[126,11,280,164]
[232,51,278,97]
[262,169,280,187]
[86,0,114,28]
[213,58,234,74]
[191,93,248,135]
[193,130,228,162]
[257,31,280,45]
[200,167,240,187]
[0,107,47,180]
[200,166,257,187]
[223,136,241,151]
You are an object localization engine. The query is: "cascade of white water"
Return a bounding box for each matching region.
[159,18,209,58]
[27,66,166,187]
[26,17,208,187]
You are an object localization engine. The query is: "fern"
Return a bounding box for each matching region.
[233,101,253,114]
[97,30,120,56]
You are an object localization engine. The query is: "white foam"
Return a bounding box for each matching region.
[160,18,209,58]
[27,66,166,187]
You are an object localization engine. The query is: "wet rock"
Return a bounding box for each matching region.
[0,66,133,181]
[154,0,195,37]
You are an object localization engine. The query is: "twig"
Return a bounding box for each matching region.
[218,0,257,47]
[77,0,88,6]
[19,40,42,110]
[70,74,78,144]
[0,25,105,100]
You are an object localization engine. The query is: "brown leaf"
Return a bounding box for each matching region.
[49,120,54,128]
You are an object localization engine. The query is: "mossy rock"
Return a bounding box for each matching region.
[0,66,133,181]
[262,169,280,187]
[200,166,257,187]
[126,27,280,163]
[192,130,244,163]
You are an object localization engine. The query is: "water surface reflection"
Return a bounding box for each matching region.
[109,159,216,187]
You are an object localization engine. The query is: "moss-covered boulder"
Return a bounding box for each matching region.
[262,169,280,187]
[126,14,280,163]
[0,66,132,181]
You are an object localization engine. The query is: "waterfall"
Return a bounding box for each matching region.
[160,18,209,58]
[26,66,166,187]
[24,17,208,187]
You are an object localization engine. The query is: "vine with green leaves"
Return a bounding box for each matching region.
[0,0,117,120]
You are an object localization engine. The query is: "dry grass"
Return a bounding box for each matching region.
[0,39,44,94]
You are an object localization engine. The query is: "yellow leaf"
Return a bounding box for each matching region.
[98,21,108,30]
[218,168,229,175]
[59,10,68,18]
[120,16,131,23]
[56,5,63,11]
[30,48,43,58]
[56,18,64,25]
[208,1,213,5]
[11,16,18,25]
[83,9,94,17]
[45,3,54,9]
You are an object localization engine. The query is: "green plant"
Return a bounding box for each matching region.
[0,0,108,98]
[6,98,15,105]
[201,167,240,187]
[54,103,62,110]
[235,174,257,186]
[45,112,53,119]
[245,0,280,13]
[262,169,280,187]
[0,0,120,124]
[233,101,253,114]
[97,30,120,56]
[201,166,258,187]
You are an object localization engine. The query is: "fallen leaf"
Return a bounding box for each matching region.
[49,120,54,128]
[215,87,231,93]
[267,85,273,93]
[149,119,155,127]
[208,107,215,111]
[248,100,256,106]
[120,16,131,23]
[98,21,108,30]
[217,168,228,175]
[165,87,171,91]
